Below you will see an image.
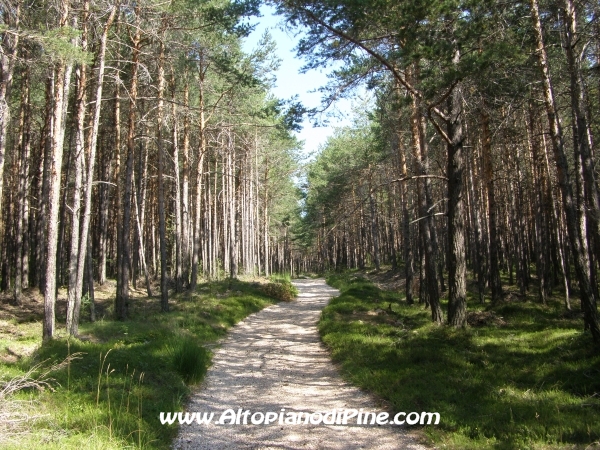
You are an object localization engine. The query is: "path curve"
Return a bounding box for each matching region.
[174,279,425,450]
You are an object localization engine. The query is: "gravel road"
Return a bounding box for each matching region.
[173,278,426,450]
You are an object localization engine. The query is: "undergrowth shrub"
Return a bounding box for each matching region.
[170,338,210,384]
[260,277,298,302]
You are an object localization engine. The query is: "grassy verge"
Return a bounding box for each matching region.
[321,272,600,449]
[0,279,282,449]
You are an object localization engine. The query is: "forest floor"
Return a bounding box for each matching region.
[0,277,287,449]
[174,278,426,450]
[321,269,600,450]
[356,269,406,292]
[2,272,599,449]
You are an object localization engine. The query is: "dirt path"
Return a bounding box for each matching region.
[173,279,425,450]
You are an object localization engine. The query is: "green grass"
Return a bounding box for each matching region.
[321,272,600,449]
[260,274,299,301]
[269,273,293,283]
[0,279,280,449]
[169,338,210,384]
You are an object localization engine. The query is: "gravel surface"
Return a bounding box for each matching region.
[173,279,426,450]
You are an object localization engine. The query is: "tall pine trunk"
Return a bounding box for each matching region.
[69,1,117,333]
[190,61,207,290]
[530,0,599,343]
[0,1,20,234]
[116,7,141,320]
[481,106,502,302]
[67,5,88,335]
[181,78,191,286]
[43,0,73,339]
[171,73,183,293]
[396,112,414,304]
[446,74,467,327]
[409,75,441,321]
[13,66,30,305]
[156,32,169,311]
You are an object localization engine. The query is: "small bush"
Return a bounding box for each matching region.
[259,279,298,302]
[170,339,210,384]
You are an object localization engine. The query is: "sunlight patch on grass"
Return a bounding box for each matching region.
[321,272,600,450]
[0,279,280,449]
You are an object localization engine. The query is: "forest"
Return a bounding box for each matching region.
[0,0,599,448]
[0,0,304,339]
[288,0,600,340]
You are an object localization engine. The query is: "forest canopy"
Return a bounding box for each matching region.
[275,0,600,344]
[0,0,301,339]
[0,0,599,347]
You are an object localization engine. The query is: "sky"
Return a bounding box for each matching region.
[241,5,357,160]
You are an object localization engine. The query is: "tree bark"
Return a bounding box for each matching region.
[13,65,30,305]
[481,106,502,302]
[0,0,20,235]
[171,72,183,293]
[563,0,600,241]
[67,4,89,335]
[190,60,207,290]
[116,7,141,320]
[71,0,118,334]
[156,31,169,312]
[409,74,441,321]
[107,15,122,286]
[368,180,381,271]
[181,77,191,286]
[13,67,31,305]
[36,75,54,292]
[132,162,152,296]
[446,74,467,328]
[44,0,73,339]
[530,0,599,342]
[396,116,414,304]
[527,100,550,304]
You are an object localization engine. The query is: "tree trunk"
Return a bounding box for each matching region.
[107,15,122,286]
[527,100,550,304]
[368,181,381,271]
[0,0,20,234]
[171,73,183,293]
[563,0,600,248]
[85,238,95,321]
[156,32,168,312]
[481,106,502,302]
[530,0,599,342]
[116,7,141,320]
[396,122,414,304]
[562,0,600,303]
[44,0,73,339]
[230,148,240,279]
[67,4,89,335]
[467,143,485,303]
[132,163,152,296]
[446,74,467,328]
[409,78,440,320]
[182,77,191,286]
[190,62,207,290]
[13,66,30,305]
[36,75,54,292]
